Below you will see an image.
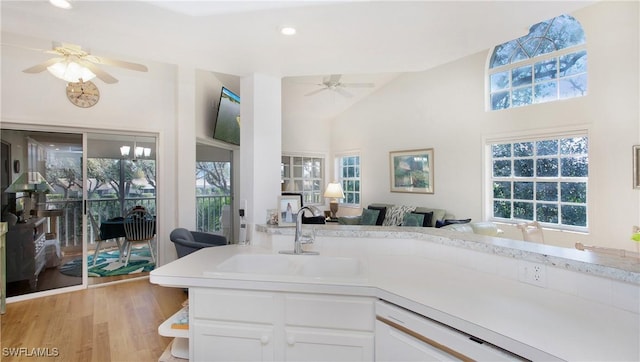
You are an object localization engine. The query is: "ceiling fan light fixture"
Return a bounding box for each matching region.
[280,26,296,36]
[47,60,96,83]
[49,0,72,9]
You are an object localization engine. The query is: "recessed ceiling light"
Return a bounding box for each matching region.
[49,0,72,9]
[280,26,297,36]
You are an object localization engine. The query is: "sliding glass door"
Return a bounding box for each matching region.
[1,127,158,299]
[86,134,156,284]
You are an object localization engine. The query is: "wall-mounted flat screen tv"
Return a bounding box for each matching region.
[213,87,241,145]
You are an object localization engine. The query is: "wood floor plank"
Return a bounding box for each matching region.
[1,278,186,362]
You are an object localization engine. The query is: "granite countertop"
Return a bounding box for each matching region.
[256,224,640,284]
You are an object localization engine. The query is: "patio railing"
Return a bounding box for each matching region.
[44,195,229,248]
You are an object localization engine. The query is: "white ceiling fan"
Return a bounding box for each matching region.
[22,41,148,84]
[304,74,375,98]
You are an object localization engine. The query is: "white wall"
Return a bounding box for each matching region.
[330,1,640,251]
[1,32,180,264]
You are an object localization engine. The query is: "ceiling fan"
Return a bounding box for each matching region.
[304,74,375,98]
[22,41,148,84]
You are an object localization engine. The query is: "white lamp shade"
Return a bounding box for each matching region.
[120,146,130,156]
[324,182,345,199]
[47,61,96,83]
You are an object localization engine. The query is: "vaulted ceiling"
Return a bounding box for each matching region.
[1,1,596,120]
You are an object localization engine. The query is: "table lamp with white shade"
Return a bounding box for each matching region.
[324,182,345,219]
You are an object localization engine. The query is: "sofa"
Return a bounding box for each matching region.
[337,203,501,237]
[338,203,453,227]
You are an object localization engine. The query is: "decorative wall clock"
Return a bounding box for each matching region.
[66,81,100,108]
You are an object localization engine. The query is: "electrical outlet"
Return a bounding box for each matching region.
[518,261,547,287]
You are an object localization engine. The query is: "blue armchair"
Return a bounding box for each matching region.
[169,228,227,258]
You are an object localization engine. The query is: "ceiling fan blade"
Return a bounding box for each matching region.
[88,55,148,72]
[78,59,118,84]
[22,57,64,73]
[335,87,354,98]
[341,83,375,88]
[304,88,329,97]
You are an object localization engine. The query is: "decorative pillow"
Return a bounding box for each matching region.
[383,205,417,226]
[360,208,381,225]
[414,207,446,227]
[436,218,472,228]
[338,216,362,225]
[367,206,387,225]
[412,211,434,227]
[402,213,425,227]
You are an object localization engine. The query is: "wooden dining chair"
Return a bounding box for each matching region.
[123,207,156,267]
[517,221,545,244]
[88,210,123,266]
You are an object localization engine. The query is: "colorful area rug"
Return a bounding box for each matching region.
[59,247,155,277]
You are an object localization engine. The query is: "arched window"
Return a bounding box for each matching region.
[488,14,587,110]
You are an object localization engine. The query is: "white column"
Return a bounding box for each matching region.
[175,66,197,231]
[239,74,282,241]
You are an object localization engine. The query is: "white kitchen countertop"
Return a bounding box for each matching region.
[256,224,640,284]
[151,229,640,361]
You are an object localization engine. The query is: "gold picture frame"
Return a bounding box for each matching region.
[390,148,434,194]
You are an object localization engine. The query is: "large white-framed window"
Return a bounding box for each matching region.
[488,14,587,110]
[486,130,589,232]
[281,154,324,205]
[335,153,361,207]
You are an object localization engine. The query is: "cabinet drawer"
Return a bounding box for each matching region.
[191,288,276,324]
[285,294,374,331]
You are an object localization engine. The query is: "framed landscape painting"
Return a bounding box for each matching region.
[390,148,434,194]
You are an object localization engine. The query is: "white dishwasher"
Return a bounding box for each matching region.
[375,300,524,361]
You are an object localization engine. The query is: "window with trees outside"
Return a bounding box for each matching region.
[281,155,324,205]
[87,158,156,219]
[489,133,588,231]
[196,161,231,233]
[488,14,587,110]
[336,154,360,207]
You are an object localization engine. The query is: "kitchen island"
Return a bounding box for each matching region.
[151,225,639,361]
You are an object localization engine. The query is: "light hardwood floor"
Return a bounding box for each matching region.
[1,278,187,362]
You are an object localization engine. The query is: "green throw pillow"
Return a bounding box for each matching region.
[361,208,380,225]
[402,213,425,227]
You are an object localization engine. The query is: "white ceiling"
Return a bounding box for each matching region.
[1,0,596,120]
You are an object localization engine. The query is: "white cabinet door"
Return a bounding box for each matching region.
[193,321,275,362]
[284,327,374,362]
